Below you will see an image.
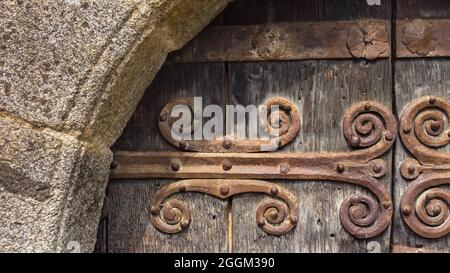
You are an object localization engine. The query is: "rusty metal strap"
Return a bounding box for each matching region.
[166,19,450,63]
[111,101,397,239]
[167,20,390,62]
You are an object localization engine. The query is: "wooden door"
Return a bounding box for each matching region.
[95,0,450,253]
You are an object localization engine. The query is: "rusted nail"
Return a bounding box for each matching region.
[383,201,391,209]
[372,162,383,174]
[385,132,394,141]
[364,103,371,111]
[429,96,437,104]
[403,126,412,134]
[222,160,232,171]
[171,162,180,171]
[180,219,189,229]
[179,141,187,149]
[349,135,361,147]
[220,185,230,196]
[270,187,279,196]
[289,216,298,225]
[279,163,290,174]
[257,218,266,227]
[337,164,346,173]
[223,139,232,149]
[402,205,412,216]
[150,206,160,216]
[407,165,416,175]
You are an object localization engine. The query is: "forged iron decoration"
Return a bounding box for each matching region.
[399,96,450,239]
[112,98,397,239]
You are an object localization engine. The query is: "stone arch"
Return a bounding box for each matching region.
[0,0,231,252]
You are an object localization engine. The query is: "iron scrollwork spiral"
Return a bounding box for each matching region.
[158,97,300,152]
[399,96,450,238]
[116,100,399,239]
[150,179,298,236]
[337,101,397,239]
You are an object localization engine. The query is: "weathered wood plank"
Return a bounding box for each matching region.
[392,0,450,253]
[105,64,229,252]
[225,0,390,24]
[229,60,393,252]
[393,59,450,252]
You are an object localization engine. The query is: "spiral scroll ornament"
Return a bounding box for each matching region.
[399,96,450,238]
[343,101,397,159]
[150,179,298,236]
[256,199,298,236]
[400,96,450,163]
[339,194,391,239]
[158,97,300,152]
[400,173,450,238]
[151,199,190,234]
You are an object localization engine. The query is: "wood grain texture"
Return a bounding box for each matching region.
[229,60,393,252]
[392,0,450,253]
[393,59,450,252]
[104,64,229,252]
[225,0,390,24]
[397,0,450,19]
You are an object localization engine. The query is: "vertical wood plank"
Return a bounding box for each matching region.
[106,64,229,252]
[225,0,389,25]
[227,0,392,253]
[229,60,392,252]
[392,0,450,253]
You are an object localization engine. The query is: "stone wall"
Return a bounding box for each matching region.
[0,0,231,252]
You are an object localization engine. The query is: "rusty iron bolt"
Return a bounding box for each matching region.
[257,218,266,227]
[270,187,279,196]
[407,164,416,175]
[171,162,180,171]
[403,126,412,134]
[220,185,230,196]
[349,135,361,147]
[180,220,190,229]
[150,206,160,216]
[337,164,346,173]
[385,132,394,141]
[402,205,412,216]
[222,160,233,171]
[289,216,298,224]
[179,184,187,192]
[279,163,290,174]
[372,163,383,174]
